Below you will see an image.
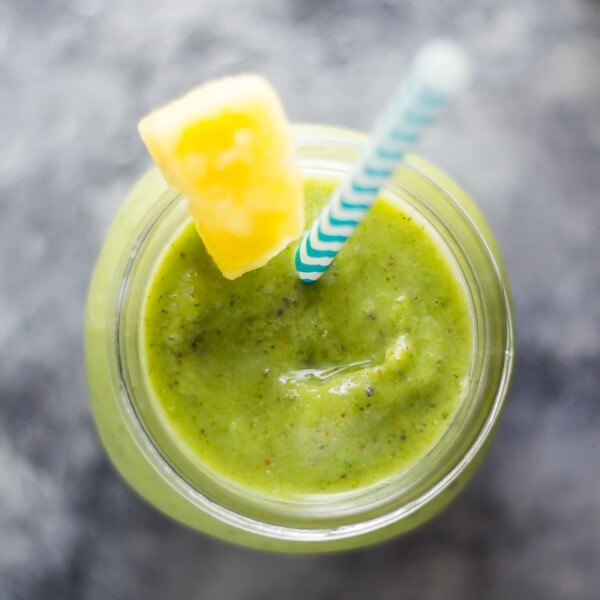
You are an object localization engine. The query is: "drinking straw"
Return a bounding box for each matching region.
[295,41,471,283]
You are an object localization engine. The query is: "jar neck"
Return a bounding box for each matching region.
[108,124,514,541]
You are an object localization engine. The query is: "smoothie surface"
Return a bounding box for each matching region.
[143,179,473,497]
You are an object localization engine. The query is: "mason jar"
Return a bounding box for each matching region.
[85,124,515,552]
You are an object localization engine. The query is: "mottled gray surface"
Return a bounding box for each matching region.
[1,0,599,598]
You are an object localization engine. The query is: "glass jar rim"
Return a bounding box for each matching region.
[110,124,515,543]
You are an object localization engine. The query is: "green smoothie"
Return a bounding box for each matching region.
[143,177,473,498]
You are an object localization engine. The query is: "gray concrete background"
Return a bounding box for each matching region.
[1,0,599,598]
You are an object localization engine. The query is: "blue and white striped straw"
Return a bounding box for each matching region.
[295,41,471,283]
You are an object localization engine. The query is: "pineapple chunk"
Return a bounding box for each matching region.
[138,74,304,279]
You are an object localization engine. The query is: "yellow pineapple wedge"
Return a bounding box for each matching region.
[138,74,304,279]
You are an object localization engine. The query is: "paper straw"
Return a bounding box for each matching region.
[295,41,471,283]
